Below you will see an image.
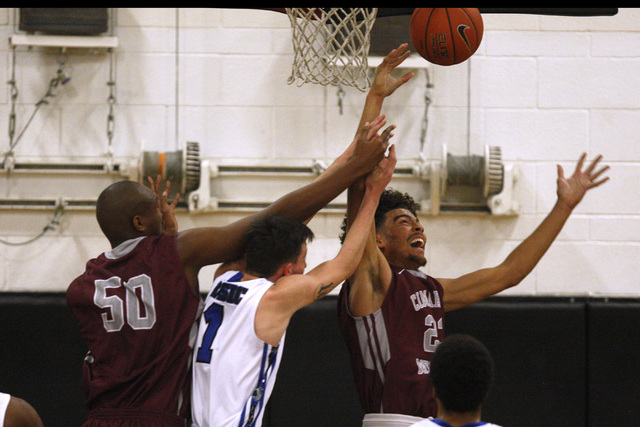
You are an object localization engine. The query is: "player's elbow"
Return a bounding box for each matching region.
[499,262,529,290]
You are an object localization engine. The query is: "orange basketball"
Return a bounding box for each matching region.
[410,8,483,66]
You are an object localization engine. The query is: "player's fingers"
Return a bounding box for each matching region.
[584,154,604,175]
[381,125,395,141]
[591,176,610,188]
[590,164,610,182]
[368,120,387,140]
[574,152,587,175]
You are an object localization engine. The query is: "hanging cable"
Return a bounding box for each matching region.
[337,84,346,115]
[0,200,65,246]
[419,67,433,155]
[106,48,116,158]
[2,55,71,169]
[4,45,18,170]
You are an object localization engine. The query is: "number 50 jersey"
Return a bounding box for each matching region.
[66,235,202,423]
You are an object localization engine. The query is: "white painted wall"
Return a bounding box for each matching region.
[0,8,638,296]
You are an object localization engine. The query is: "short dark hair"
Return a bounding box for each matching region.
[430,334,494,413]
[245,215,314,278]
[339,188,420,244]
[96,180,156,246]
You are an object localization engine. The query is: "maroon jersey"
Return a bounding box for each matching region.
[66,235,202,424]
[337,265,445,418]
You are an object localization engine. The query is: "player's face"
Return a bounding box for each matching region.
[290,243,308,275]
[376,208,427,270]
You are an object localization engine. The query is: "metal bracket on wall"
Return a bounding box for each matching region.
[411,144,519,216]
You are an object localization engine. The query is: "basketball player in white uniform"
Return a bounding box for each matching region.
[191,129,397,427]
[0,392,43,427]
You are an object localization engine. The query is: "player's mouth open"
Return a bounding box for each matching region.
[410,237,425,248]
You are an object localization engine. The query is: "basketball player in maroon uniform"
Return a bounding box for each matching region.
[66,117,393,427]
[337,44,610,426]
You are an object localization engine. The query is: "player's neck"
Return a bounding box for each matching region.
[241,271,261,281]
[438,408,482,426]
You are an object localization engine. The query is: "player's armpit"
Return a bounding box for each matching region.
[347,237,391,317]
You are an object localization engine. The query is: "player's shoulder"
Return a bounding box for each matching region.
[408,418,439,427]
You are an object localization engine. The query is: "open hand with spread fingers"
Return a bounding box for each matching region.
[557,153,610,210]
[148,175,180,235]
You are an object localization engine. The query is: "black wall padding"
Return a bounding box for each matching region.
[586,300,640,426]
[444,298,587,427]
[0,293,88,427]
[265,298,364,427]
[1,293,639,427]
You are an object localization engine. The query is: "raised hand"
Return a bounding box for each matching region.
[370,43,415,99]
[366,143,397,196]
[557,153,610,210]
[148,175,180,235]
[351,115,394,175]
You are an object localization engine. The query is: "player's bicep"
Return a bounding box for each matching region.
[440,264,511,312]
[177,214,257,268]
[347,226,391,317]
[255,275,315,345]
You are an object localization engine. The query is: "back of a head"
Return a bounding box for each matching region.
[4,395,44,427]
[339,188,420,244]
[430,334,494,413]
[96,180,155,246]
[245,215,314,278]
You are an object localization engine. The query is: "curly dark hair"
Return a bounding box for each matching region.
[430,334,494,412]
[339,188,420,244]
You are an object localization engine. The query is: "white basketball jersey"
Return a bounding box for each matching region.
[0,392,10,426]
[410,418,502,427]
[191,271,285,427]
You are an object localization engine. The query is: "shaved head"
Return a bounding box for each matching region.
[96,180,159,247]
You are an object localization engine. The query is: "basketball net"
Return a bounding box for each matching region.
[286,8,378,92]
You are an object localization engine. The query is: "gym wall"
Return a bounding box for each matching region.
[0,8,638,297]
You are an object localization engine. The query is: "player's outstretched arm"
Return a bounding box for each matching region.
[177,117,391,289]
[212,118,391,280]
[341,44,413,316]
[440,153,610,312]
[256,144,397,346]
[356,43,414,138]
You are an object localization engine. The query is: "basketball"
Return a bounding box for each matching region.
[410,8,483,66]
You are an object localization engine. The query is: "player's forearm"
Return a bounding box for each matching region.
[345,177,366,231]
[356,93,385,137]
[332,189,380,282]
[265,156,370,223]
[303,188,379,304]
[502,198,573,285]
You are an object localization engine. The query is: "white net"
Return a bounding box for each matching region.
[286,8,378,92]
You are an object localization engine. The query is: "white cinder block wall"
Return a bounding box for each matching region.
[0,8,638,296]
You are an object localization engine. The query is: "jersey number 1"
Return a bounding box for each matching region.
[196,303,224,364]
[94,274,157,332]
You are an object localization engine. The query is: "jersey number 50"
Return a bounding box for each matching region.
[94,275,157,332]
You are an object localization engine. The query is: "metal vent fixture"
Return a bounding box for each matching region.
[140,141,201,198]
[441,144,504,198]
